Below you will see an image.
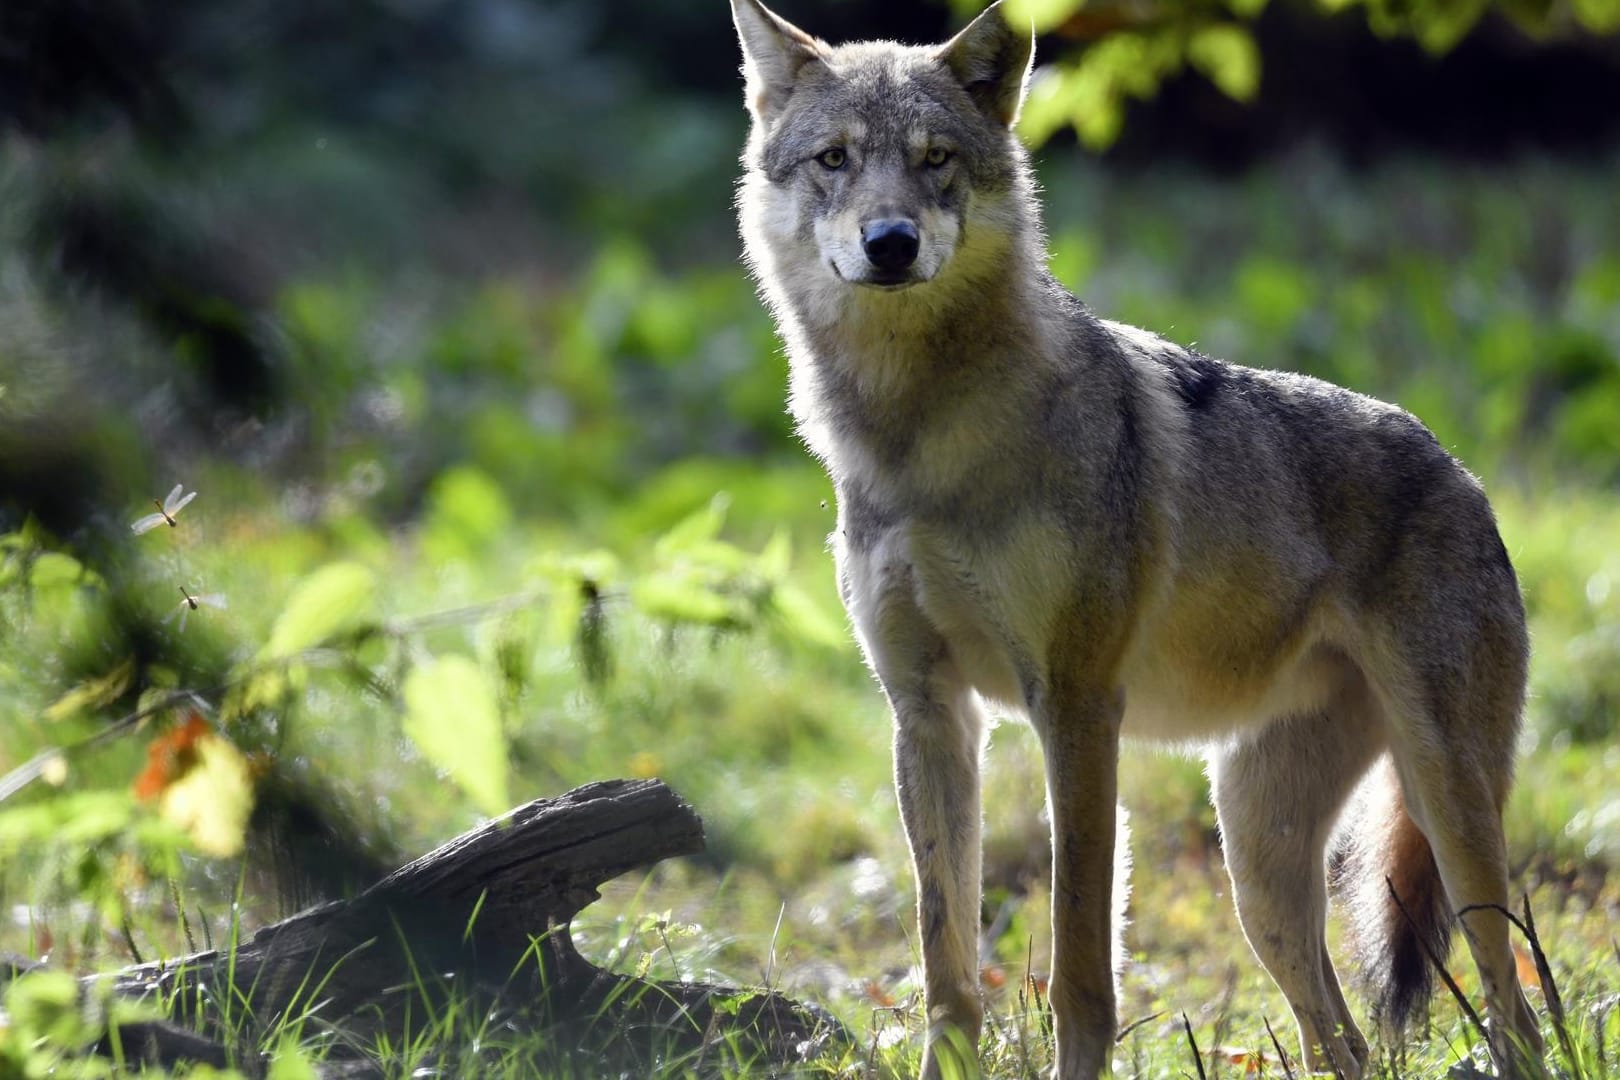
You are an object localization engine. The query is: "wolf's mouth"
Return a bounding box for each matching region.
[829,261,921,290]
[861,272,918,290]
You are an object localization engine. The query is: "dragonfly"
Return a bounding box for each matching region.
[131,484,199,534]
[165,585,227,632]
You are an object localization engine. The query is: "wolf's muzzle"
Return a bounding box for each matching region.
[861,218,920,277]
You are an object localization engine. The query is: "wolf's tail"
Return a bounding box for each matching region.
[1335,756,1452,1032]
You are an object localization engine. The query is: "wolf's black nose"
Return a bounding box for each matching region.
[862,219,919,273]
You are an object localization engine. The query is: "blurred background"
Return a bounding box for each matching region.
[2,0,1618,1068]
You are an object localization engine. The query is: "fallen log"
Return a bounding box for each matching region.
[98,778,844,1075]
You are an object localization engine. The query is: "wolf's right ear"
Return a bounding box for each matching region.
[937,2,1034,129]
[731,0,827,125]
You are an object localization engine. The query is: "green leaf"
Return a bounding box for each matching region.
[631,574,741,626]
[1411,0,1488,52]
[30,551,98,590]
[43,657,135,723]
[266,1037,322,1080]
[678,538,753,574]
[654,494,729,560]
[0,792,136,854]
[1572,0,1620,33]
[260,561,377,661]
[1018,62,1092,148]
[1187,23,1261,103]
[423,465,513,554]
[4,971,93,1050]
[1003,0,1087,35]
[758,528,791,582]
[770,584,849,650]
[402,655,510,818]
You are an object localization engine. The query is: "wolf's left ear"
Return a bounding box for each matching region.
[937,2,1034,129]
[732,0,828,126]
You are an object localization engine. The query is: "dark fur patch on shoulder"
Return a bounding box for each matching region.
[1165,351,1226,411]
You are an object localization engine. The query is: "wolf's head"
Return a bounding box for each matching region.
[732,0,1034,325]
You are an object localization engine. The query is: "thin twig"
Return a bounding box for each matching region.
[170,878,197,954]
[1518,895,1570,1072]
[1209,961,1239,1054]
[120,915,144,967]
[1457,897,1578,1077]
[1263,1015,1297,1080]
[763,901,785,989]
[1116,1010,1165,1045]
[1182,1011,1209,1080]
[380,586,553,636]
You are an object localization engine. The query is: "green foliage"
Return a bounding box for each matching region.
[0,972,109,1078]
[1012,0,1620,147]
[264,1040,322,1080]
[420,466,514,563]
[259,561,378,662]
[402,655,510,818]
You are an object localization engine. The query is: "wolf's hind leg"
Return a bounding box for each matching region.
[1211,693,1385,1078]
[1368,597,1544,1077]
[1384,726,1544,1077]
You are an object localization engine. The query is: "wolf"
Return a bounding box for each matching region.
[729,2,1544,1077]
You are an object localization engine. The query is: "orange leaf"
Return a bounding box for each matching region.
[863,980,896,1007]
[1211,1045,1264,1074]
[133,712,212,801]
[1513,943,1540,987]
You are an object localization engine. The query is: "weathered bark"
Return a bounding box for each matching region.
[97,779,843,1075]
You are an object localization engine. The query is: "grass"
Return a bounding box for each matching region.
[3,488,1620,1074]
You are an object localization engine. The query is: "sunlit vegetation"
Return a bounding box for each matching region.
[2,0,1619,1073]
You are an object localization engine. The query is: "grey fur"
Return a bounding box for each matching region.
[730,3,1544,1078]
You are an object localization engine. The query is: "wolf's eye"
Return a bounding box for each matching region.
[816,147,846,170]
[924,147,953,168]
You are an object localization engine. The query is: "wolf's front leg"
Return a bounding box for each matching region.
[839,537,986,1077]
[860,610,985,1080]
[1036,685,1124,1080]
[892,669,986,1080]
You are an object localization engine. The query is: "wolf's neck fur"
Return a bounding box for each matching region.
[776,182,1062,487]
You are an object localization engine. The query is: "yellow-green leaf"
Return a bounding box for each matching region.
[653,494,729,560]
[1018,62,1088,147]
[631,575,740,626]
[1187,23,1261,103]
[266,1036,322,1080]
[44,657,135,723]
[1572,0,1620,33]
[30,551,95,590]
[1003,0,1087,35]
[158,735,255,858]
[402,655,510,817]
[758,528,791,582]
[771,584,849,650]
[260,561,376,661]
[3,970,89,1048]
